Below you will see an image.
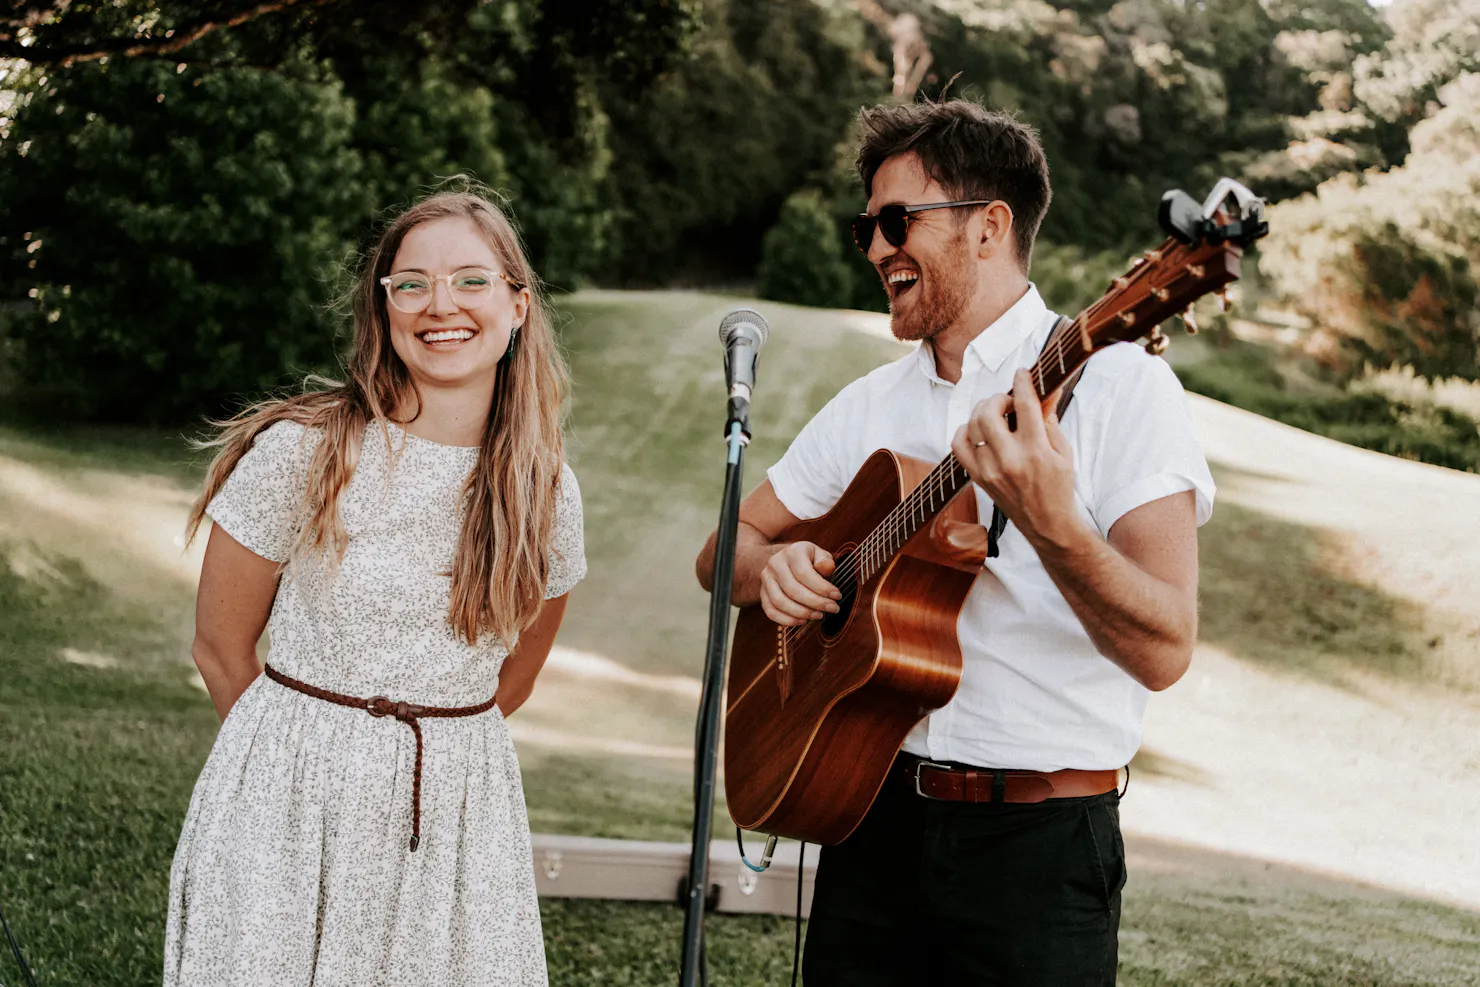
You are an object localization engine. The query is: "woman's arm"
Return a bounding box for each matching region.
[494,593,570,717]
[194,524,281,720]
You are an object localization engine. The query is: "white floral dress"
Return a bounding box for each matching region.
[164,420,585,987]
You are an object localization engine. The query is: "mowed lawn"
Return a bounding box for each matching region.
[1,291,1478,985]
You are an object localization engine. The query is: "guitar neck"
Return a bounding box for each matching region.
[841,232,1240,590]
[845,316,1095,589]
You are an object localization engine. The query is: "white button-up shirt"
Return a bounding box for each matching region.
[767,286,1215,771]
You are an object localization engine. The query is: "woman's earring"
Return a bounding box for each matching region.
[505,325,521,362]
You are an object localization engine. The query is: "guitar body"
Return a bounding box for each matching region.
[724,449,991,845]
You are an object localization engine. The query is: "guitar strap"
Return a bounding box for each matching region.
[986,315,1085,558]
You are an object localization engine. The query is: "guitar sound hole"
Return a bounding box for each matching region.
[820,551,858,639]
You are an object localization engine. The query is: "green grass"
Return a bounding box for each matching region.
[541,859,1480,987]
[2,291,1479,985]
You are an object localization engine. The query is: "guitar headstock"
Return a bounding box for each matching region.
[1077,178,1269,357]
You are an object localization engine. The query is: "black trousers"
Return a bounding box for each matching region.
[803,758,1125,986]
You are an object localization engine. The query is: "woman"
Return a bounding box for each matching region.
[166,189,584,986]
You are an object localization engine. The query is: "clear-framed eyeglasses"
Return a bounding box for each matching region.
[379,267,525,314]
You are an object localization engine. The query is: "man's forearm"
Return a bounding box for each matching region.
[696,522,788,606]
[1029,523,1196,692]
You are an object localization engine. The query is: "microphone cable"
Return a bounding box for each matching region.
[0,896,38,987]
[790,841,805,987]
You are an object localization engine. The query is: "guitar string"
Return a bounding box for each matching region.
[776,245,1191,647]
[784,303,1097,619]
[805,313,1080,594]
[778,314,1087,648]
[762,277,1205,706]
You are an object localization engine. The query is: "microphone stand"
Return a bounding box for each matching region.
[679,396,751,987]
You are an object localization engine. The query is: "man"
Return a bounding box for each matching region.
[695,99,1215,984]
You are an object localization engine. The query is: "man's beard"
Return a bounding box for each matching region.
[888,243,974,343]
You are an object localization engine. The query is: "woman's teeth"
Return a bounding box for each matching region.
[421,329,475,343]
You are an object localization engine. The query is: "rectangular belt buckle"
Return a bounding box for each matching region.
[913,760,950,799]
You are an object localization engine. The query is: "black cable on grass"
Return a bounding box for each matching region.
[0,897,38,987]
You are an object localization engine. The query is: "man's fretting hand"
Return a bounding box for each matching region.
[951,368,1085,551]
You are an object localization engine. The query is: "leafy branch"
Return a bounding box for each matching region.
[0,0,339,66]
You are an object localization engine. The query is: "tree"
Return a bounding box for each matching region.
[0,0,698,421]
[1262,71,1480,381]
[0,56,372,421]
[2,0,338,65]
[597,0,883,285]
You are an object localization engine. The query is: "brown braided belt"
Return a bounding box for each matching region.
[263,664,499,852]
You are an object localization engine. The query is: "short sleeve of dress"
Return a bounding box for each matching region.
[1086,352,1216,535]
[544,463,587,600]
[205,420,314,563]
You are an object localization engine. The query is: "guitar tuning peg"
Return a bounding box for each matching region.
[1182,306,1199,335]
[1145,326,1169,356]
[1216,288,1231,313]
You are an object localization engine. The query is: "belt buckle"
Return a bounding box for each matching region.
[913,760,950,799]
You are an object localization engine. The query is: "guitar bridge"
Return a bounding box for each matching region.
[775,624,792,707]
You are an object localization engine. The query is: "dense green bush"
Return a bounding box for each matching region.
[757,190,854,309]
[0,59,371,422]
[1029,243,1131,318]
[0,2,695,422]
[598,0,881,285]
[1175,343,1480,472]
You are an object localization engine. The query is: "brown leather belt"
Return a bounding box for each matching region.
[897,754,1120,804]
[263,664,499,852]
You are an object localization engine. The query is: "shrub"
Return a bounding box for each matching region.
[0,59,372,423]
[757,190,854,309]
[1174,341,1480,472]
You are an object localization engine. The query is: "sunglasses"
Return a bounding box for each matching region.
[850,200,998,253]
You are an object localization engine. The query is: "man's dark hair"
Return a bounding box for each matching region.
[857,99,1052,269]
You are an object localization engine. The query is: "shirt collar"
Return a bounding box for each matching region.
[915,283,1050,383]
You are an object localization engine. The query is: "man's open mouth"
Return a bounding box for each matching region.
[887,268,920,300]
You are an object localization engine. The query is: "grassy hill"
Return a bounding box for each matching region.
[1,291,1478,985]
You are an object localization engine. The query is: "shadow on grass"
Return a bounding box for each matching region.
[1118,834,1480,987]
[0,538,189,693]
[1197,468,1428,688]
[0,421,209,486]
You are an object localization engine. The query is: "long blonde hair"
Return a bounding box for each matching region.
[186,189,570,646]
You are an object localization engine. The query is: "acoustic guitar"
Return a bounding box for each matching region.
[724,179,1269,845]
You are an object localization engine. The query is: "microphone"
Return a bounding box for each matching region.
[718,308,770,433]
